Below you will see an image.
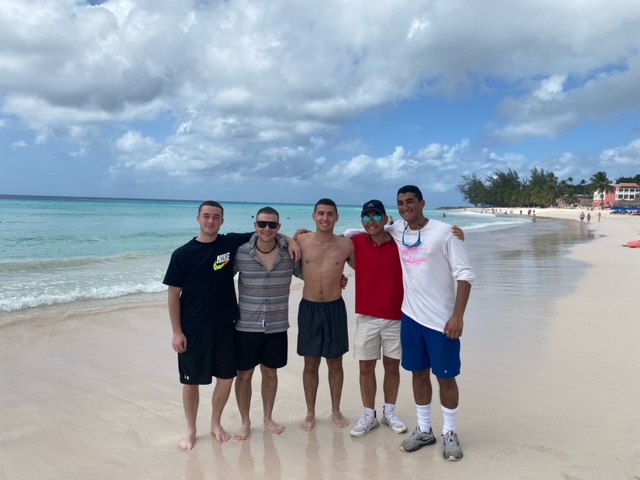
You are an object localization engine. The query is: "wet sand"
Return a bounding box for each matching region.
[1,209,639,479]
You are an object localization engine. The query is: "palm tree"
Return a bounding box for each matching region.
[589,171,615,208]
[563,189,579,207]
[579,179,587,195]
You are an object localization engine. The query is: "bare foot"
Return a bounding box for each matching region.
[177,431,196,452]
[234,423,251,441]
[264,418,285,435]
[299,415,316,431]
[211,424,231,443]
[330,412,349,428]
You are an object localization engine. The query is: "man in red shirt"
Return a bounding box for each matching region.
[348,200,407,437]
[347,199,464,439]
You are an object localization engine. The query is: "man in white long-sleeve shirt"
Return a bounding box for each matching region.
[388,185,475,461]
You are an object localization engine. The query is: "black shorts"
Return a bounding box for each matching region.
[297,298,349,359]
[178,323,237,384]
[236,331,288,371]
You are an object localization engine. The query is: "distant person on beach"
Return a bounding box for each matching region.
[580,212,585,222]
[343,200,465,440]
[232,206,301,440]
[598,212,602,222]
[587,213,591,223]
[295,198,355,431]
[163,201,300,451]
[389,185,474,461]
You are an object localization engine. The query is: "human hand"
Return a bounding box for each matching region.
[340,274,348,289]
[451,225,465,241]
[287,238,302,261]
[293,229,311,241]
[443,314,464,339]
[172,332,187,353]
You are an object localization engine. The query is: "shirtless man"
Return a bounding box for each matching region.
[295,198,355,431]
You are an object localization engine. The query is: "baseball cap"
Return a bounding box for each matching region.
[360,199,386,216]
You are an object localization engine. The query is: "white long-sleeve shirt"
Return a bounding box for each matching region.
[388,218,475,332]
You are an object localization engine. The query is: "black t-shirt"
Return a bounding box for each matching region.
[163,233,253,334]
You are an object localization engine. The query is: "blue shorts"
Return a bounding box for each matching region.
[400,314,460,378]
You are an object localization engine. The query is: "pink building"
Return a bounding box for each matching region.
[593,183,640,208]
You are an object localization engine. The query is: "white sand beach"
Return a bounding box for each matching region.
[1,209,640,480]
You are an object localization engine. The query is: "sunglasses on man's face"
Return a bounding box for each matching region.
[361,214,383,223]
[256,221,279,229]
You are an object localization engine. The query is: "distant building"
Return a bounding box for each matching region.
[593,183,640,208]
[555,194,592,209]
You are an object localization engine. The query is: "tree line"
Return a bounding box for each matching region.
[457,168,640,208]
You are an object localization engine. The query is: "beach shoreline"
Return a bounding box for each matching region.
[1,211,640,479]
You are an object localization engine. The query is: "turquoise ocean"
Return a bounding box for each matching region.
[0,195,593,325]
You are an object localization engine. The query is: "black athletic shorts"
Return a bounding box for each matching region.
[236,331,288,371]
[297,298,349,359]
[178,323,237,384]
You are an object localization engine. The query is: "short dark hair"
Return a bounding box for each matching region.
[314,198,338,213]
[256,206,280,221]
[198,200,224,215]
[397,185,423,202]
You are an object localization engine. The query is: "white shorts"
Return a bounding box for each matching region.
[353,315,402,361]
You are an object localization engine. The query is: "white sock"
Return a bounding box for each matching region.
[364,407,375,418]
[384,403,396,415]
[442,406,458,435]
[416,404,431,433]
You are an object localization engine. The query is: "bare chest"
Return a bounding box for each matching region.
[256,250,279,272]
[303,243,346,268]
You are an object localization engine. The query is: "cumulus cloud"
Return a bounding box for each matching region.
[1,0,639,201]
[492,56,640,142]
[321,141,473,193]
[10,140,27,150]
[600,139,640,167]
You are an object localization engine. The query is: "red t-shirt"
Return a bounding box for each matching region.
[352,233,403,320]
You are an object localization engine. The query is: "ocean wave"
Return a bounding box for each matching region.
[450,211,495,217]
[463,218,531,230]
[0,252,166,273]
[0,282,167,312]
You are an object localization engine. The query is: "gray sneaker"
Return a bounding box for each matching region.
[381,406,407,434]
[400,426,436,453]
[350,412,380,438]
[442,430,463,461]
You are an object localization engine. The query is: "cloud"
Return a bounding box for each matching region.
[1,0,639,202]
[10,140,27,150]
[492,56,640,141]
[115,130,159,153]
[600,139,640,167]
[322,141,474,193]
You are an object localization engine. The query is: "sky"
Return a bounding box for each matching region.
[1,0,640,207]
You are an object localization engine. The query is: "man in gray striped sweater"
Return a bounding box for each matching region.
[233,206,302,440]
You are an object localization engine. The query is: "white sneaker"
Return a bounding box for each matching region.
[381,406,407,434]
[350,411,380,438]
